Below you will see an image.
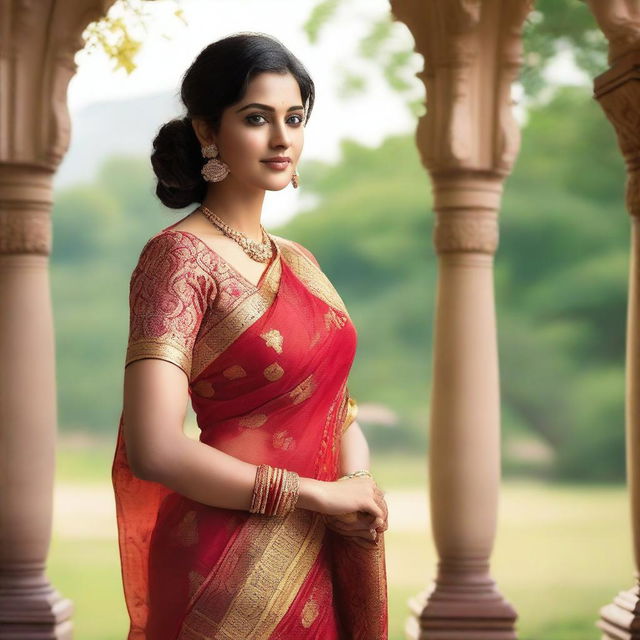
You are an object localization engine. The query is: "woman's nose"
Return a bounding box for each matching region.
[270,122,291,148]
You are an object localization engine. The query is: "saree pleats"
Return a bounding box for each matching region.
[113,225,388,639]
[176,510,325,639]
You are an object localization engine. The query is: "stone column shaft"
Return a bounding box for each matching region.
[585,3,640,637]
[388,1,531,638]
[0,1,116,637]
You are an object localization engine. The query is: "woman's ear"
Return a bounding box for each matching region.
[191,117,215,148]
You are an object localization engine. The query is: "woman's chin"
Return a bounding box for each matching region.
[263,177,294,192]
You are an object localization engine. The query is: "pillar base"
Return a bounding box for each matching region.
[597,584,640,640]
[0,581,74,640]
[405,584,518,640]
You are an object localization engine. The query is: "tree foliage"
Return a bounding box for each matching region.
[53,84,628,481]
[81,0,185,74]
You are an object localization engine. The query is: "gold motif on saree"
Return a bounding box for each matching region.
[172,510,198,547]
[192,380,215,398]
[324,308,347,330]
[289,374,316,405]
[260,328,284,353]
[263,363,284,381]
[273,430,295,451]
[222,364,247,379]
[301,595,320,628]
[238,413,268,429]
[309,331,322,349]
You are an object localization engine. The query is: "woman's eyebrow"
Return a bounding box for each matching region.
[236,102,304,113]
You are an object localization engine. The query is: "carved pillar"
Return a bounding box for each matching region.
[0,1,115,637]
[583,3,640,639]
[388,1,531,638]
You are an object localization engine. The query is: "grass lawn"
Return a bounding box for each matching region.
[48,442,634,639]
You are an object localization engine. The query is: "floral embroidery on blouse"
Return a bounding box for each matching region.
[125,231,217,379]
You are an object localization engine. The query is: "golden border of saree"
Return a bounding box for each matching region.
[190,240,283,380]
[272,235,351,321]
[177,509,325,639]
[191,235,350,381]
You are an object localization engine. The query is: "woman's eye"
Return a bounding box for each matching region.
[246,114,267,125]
[245,114,304,126]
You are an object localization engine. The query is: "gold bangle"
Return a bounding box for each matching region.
[284,471,300,514]
[262,465,273,514]
[280,471,293,516]
[250,464,269,513]
[270,467,285,516]
[251,465,301,517]
[272,468,286,516]
[276,470,299,516]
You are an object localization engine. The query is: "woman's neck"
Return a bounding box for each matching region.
[201,179,265,242]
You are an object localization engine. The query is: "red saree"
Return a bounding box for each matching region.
[112,223,388,639]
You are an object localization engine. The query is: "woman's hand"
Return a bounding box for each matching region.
[318,477,388,544]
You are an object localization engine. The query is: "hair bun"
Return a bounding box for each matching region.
[151,117,206,209]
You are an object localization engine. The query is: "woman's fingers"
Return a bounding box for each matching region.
[325,519,379,541]
[327,511,372,530]
[372,487,388,527]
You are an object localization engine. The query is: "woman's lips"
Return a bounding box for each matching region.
[261,160,290,171]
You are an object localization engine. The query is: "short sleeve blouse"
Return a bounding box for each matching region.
[124,231,217,378]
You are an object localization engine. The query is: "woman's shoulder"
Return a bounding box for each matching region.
[137,227,200,258]
[132,228,218,291]
[135,228,219,273]
[270,234,321,269]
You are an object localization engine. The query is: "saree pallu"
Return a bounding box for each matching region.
[112,224,388,639]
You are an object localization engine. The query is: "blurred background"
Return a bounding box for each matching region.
[50,1,632,638]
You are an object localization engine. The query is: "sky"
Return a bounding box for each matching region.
[67,0,423,225]
[66,0,588,227]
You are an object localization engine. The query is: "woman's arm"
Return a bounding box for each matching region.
[123,358,385,527]
[339,420,371,474]
[123,358,325,512]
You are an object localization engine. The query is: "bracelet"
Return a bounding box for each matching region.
[339,469,373,480]
[250,464,300,516]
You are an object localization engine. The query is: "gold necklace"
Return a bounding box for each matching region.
[198,204,273,263]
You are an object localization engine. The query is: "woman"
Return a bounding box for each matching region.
[112,32,389,640]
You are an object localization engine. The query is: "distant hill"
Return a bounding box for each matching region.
[55,90,182,188]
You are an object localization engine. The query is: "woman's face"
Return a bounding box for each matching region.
[203,71,305,193]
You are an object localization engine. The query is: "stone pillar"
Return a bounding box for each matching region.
[0,1,115,637]
[583,3,640,639]
[388,1,531,638]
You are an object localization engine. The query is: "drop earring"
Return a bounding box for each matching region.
[201,142,230,182]
[291,166,300,189]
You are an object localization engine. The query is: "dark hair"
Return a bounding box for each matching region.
[151,32,315,209]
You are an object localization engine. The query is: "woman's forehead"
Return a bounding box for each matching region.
[243,71,302,104]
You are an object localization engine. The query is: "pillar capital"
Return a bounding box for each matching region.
[586,0,640,66]
[390,0,533,179]
[592,50,640,218]
[0,0,116,170]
